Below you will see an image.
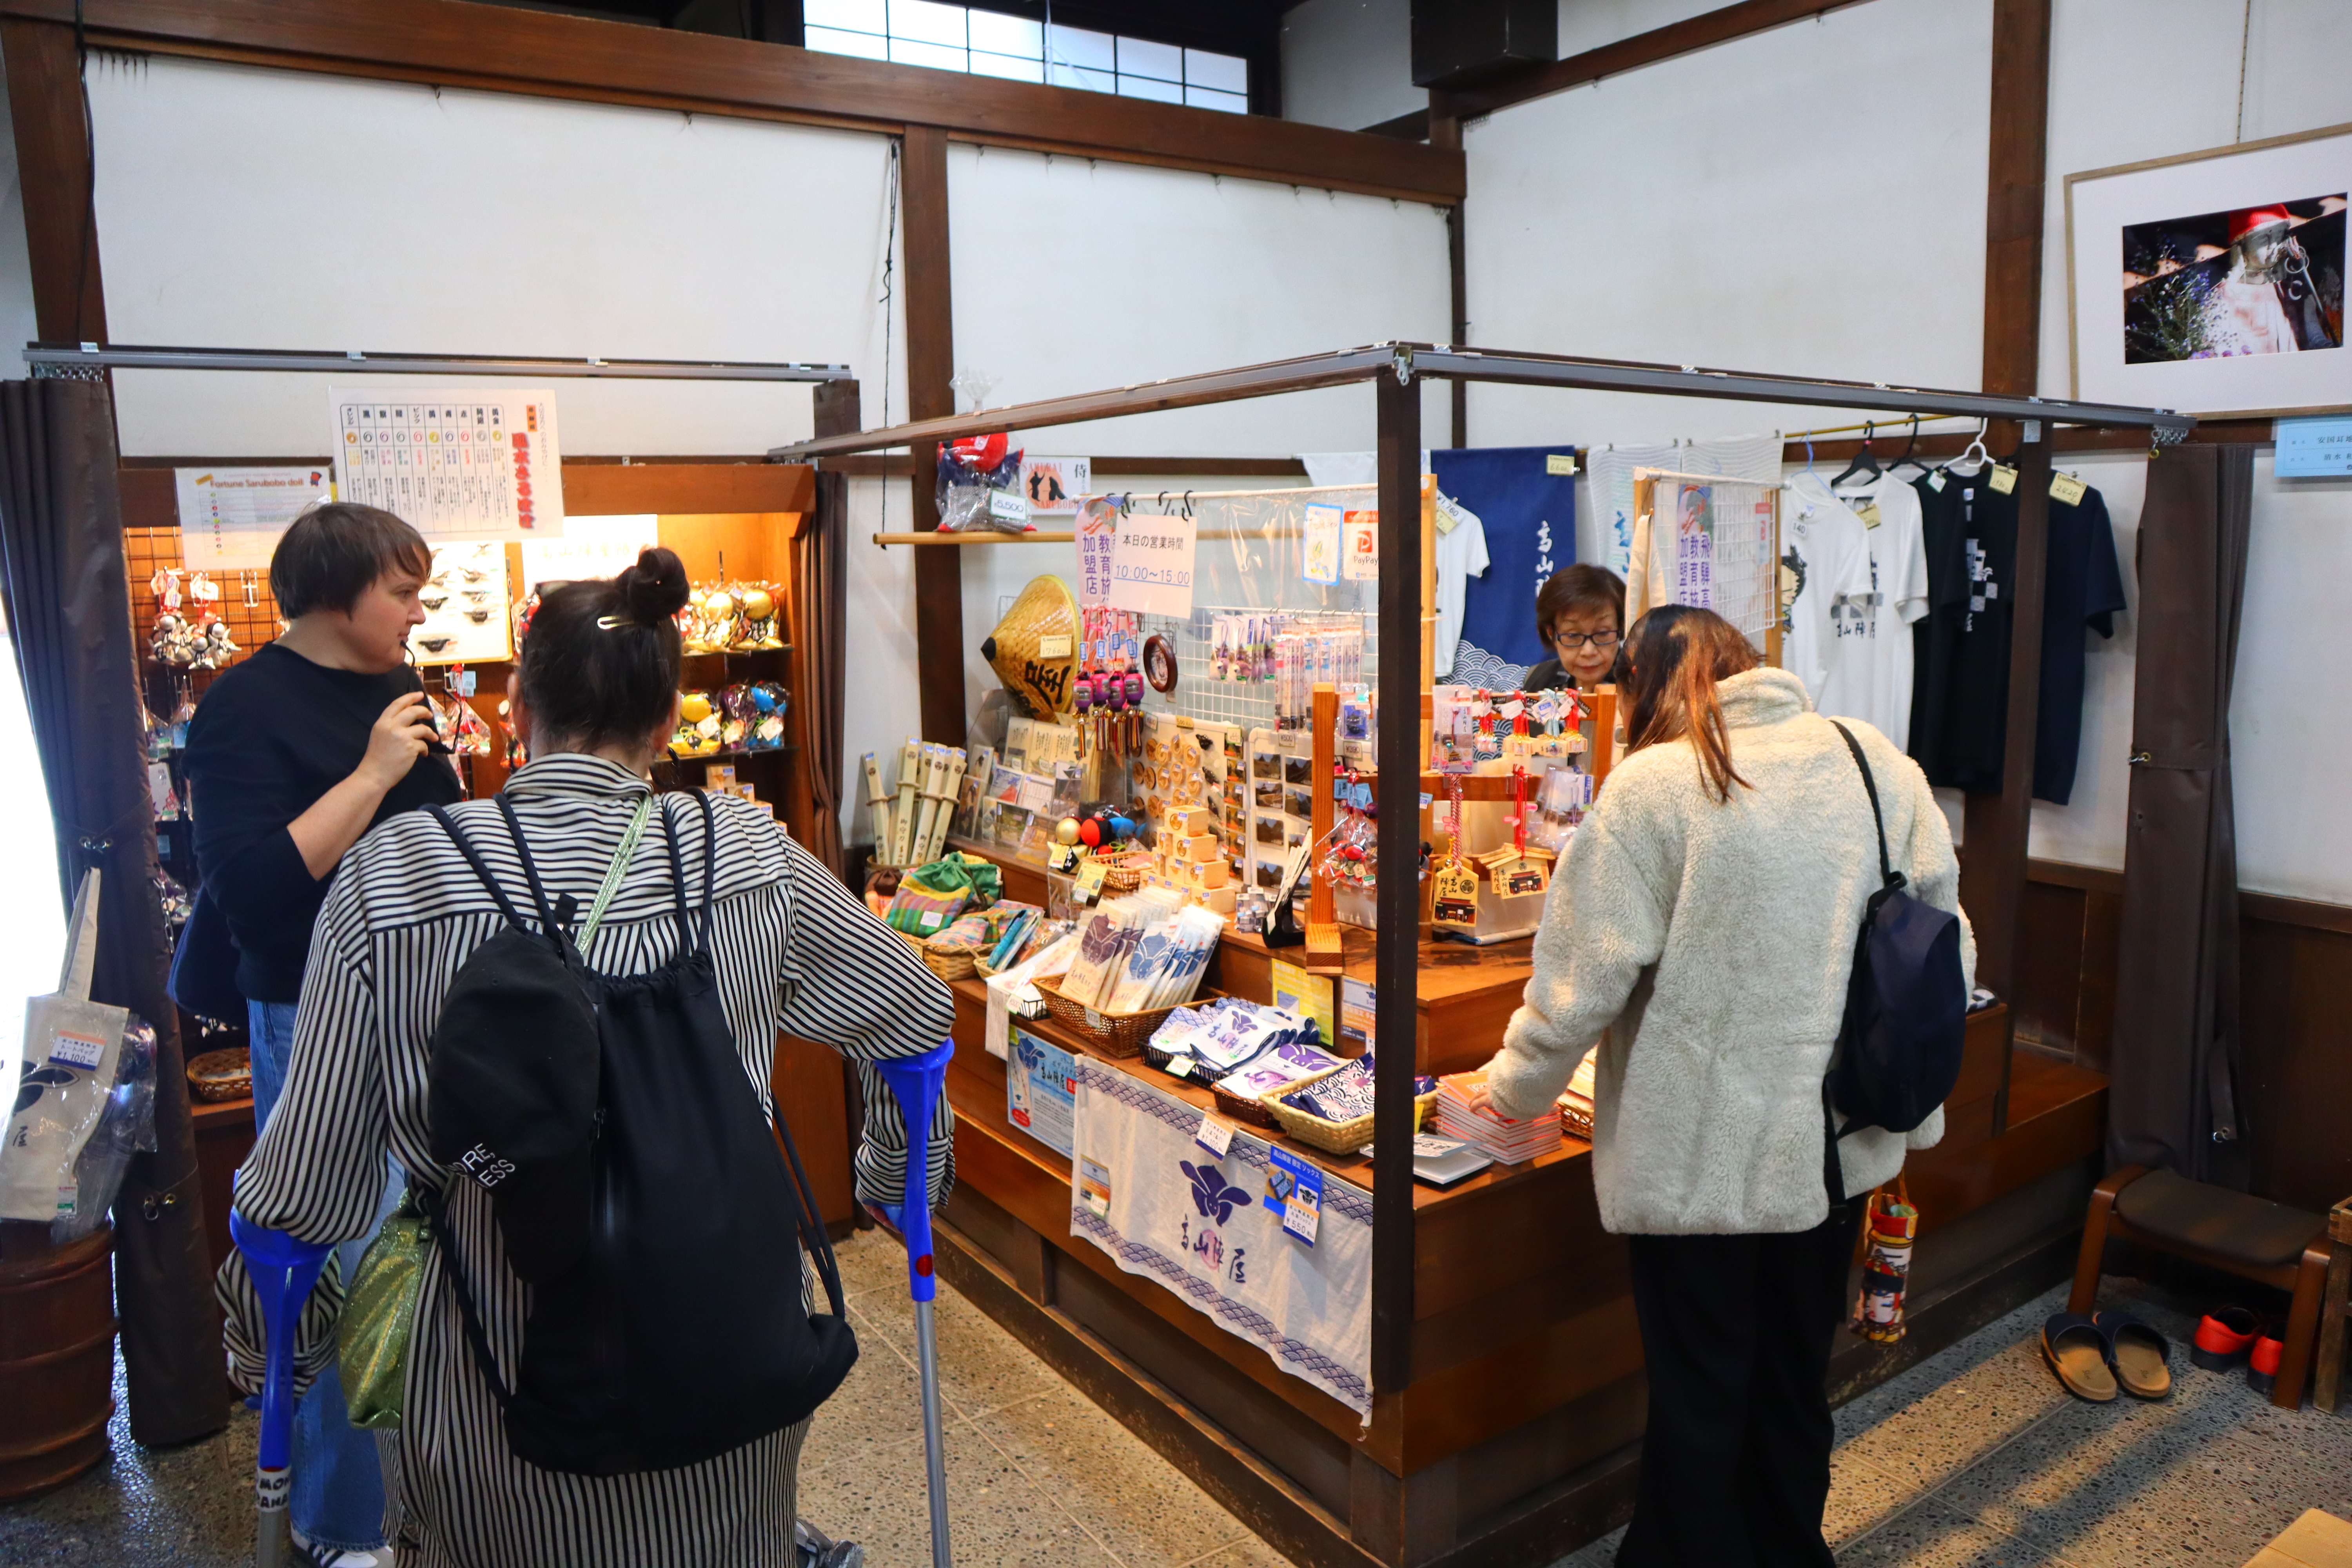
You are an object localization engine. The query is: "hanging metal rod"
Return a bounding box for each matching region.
[767,342,2196,461]
[25,343,854,383]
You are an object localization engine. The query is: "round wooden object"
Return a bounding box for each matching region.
[0,1224,117,1501]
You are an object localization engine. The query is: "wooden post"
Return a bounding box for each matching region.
[1961,0,2053,1020]
[902,124,966,748]
[3,20,107,345]
[1372,361,1423,1394]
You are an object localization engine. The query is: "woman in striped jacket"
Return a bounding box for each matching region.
[218,547,956,1568]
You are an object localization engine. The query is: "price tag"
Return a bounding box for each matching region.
[1855,501,1882,530]
[47,1029,105,1070]
[1267,1147,1321,1245]
[1165,1056,1195,1080]
[2050,472,2088,506]
[1928,470,1947,492]
[1987,463,2018,495]
[1074,858,1109,897]
[1196,1113,1234,1158]
[988,487,1029,524]
[1546,452,1577,476]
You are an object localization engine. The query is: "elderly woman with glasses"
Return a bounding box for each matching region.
[1523,564,1627,695]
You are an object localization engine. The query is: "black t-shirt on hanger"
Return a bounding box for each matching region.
[1910,470,2016,793]
[2032,485,2128,806]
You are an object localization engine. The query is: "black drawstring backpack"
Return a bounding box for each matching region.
[1821,722,1968,1202]
[420,789,857,1475]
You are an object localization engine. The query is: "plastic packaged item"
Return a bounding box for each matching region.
[668,690,721,757]
[936,433,1031,534]
[49,1016,158,1243]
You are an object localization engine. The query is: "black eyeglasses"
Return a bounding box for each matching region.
[1553,630,1621,651]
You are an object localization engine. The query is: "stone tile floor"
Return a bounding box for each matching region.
[2,1235,2345,1566]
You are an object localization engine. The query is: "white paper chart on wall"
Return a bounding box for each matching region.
[328,388,566,541]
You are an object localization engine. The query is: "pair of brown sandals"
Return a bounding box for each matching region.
[2040,1310,2172,1401]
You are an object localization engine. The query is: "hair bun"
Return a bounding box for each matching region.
[618,546,691,622]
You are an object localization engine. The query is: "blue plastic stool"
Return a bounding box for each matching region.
[871,1039,956,1568]
[231,1203,335,1568]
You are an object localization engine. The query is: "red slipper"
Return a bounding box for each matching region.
[2247,1333,2284,1396]
[2191,1305,2262,1372]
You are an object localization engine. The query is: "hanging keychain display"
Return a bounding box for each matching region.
[1430,773,1480,929]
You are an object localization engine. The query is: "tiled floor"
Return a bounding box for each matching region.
[2,1240,2346,1566]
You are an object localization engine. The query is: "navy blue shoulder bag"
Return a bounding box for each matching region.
[1822,722,1968,1201]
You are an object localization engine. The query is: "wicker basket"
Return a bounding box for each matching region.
[892,926,983,983]
[186,1047,252,1104]
[1266,1083,1436,1155]
[1212,1063,1341,1129]
[1033,974,1185,1059]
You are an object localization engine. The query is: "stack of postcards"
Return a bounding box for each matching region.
[1432,1070,1562,1164]
[1557,1047,1599,1141]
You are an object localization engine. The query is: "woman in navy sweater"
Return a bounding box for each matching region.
[184,502,457,1567]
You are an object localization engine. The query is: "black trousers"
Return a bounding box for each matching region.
[1617,1202,1862,1568]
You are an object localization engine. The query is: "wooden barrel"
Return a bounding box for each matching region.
[0,1223,116,1500]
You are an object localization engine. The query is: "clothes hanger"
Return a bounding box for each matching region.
[1945,419,1992,476]
[1887,415,1933,478]
[1827,421,1883,490]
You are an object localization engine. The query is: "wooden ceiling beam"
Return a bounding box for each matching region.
[2,0,1463,203]
[1432,0,1878,122]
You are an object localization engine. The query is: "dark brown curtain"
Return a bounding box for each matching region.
[2109,443,2252,1187]
[0,376,223,1444]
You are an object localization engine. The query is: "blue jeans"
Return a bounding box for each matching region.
[249,999,400,1554]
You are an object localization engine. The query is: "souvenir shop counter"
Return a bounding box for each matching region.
[931,923,2082,1567]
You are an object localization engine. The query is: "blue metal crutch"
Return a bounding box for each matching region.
[871,1039,956,1568]
[230,1203,335,1568]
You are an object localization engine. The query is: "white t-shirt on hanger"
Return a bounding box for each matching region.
[1795,470,1930,749]
[1431,492,1491,681]
[1778,477,1875,712]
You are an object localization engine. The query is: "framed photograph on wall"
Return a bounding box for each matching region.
[2068,122,2351,418]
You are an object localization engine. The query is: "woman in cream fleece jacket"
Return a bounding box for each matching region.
[1481,606,1973,1568]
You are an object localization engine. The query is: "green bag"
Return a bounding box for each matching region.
[334,795,656,1430]
[338,1191,430,1430]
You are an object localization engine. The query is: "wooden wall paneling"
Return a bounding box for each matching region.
[770,1034,854,1228]
[2238,919,2352,1216]
[2,17,104,343]
[0,0,1462,204]
[2013,881,2087,1058]
[1447,1372,1646,1533]
[562,461,813,516]
[902,124,966,748]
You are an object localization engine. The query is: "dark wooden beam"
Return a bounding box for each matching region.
[1960,0,2053,1007]
[1371,368,1422,1394]
[1431,0,1876,122]
[1430,112,1467,450]
[1980,0,2052,405]
[0,0,1462,203]
[903,124,965,749]
[3,18,105,343]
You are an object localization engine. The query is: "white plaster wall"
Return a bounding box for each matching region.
[943,143,1450,457]
[1461,0,1994,450]
[2031,0,2352,890]
[1281,0,1421,132]
[82,54,904,455]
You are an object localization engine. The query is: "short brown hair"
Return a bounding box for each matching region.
[1622,605,1762,803]
[1535,564,1626,644]
[269,503,432,618]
